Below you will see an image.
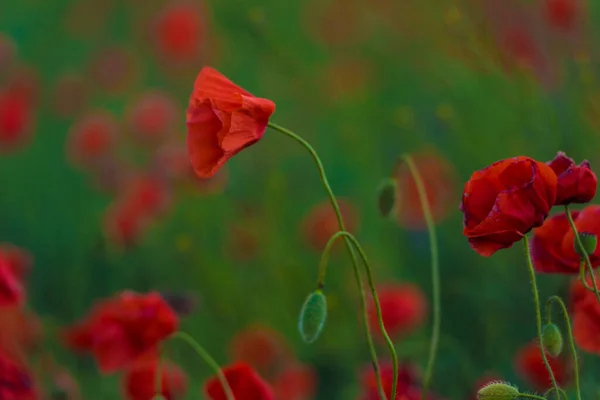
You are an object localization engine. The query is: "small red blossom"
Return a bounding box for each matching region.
[186,67,276,178]
[0,350,37,400]
[460,156,557,256]
[514,341,569,391]
[66,110,119,170]
[531,206,600,274]
[123,358,188,400]
[0,307,42,358]
[63,291,178,373]
[127,91,179,145]
[154,2,206,63]
[570,275,600,354]
[544,0,579,31]
[104,200,148,248]
[272,363,317,400]
[0,88,33,153]
[367,283,427,340]
[0,258,24,307]
[204,362,275,400]
[547,151,597,205]
[301,198,360,252]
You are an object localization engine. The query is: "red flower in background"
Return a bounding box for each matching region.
[204,362,274,400]
[531,206,600,274]
[272,363,317,400]
[359,361,437,400]
[460,157,557,256]
[544,0,580,31]
[154,2,206,63]
[571,275,600,354]
[0,350,37,400]
[0,245,31,308]
[0,87,34,153]
[514,341,569,391]
[104,199,148,248]
[186,67,276,178]
[63,291,178,373]
[394,149,457,230]
[0,307,42,358]
[126,91,179,145]
[67,110,119,171]
[123,358,188,400]
[301,198,360,252]
[367,283,427,340]
[547,152,597,205]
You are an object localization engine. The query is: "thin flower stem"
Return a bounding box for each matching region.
[544,387,570,400]
[546,295,581,400]
[398,154,441,400]
[523,236,560,399]
[169,331,235,400]
[565,204,600,304]
[268,121,397,400]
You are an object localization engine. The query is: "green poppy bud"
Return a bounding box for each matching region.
[542,323,563,357]
[298,290,327,343]
[574,232,597,258]
[477,381,519,400]
[376,178,397,218]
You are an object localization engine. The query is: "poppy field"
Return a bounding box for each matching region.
[4,0,600,399]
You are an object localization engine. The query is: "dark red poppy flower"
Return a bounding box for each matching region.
[0,350,37,400]
[544,0,579,31]
[301,198,360,252]
[547,152,597,205]
[272,363,317,400]
[394,149,457,230]
[66,110,119,171]
[359,361,438,400]
[126,91,179,145]
[0,258,25,307]
[186,67,276,178]
[204,362,274,400]
[63,291,178,373]
[531,206,600,274]
[0,244,32,281]
[154,2,206,63]
[0,87,34,153]
[514,341,569,391]
[367,283,427,340]
[570,275,600,354]
[229,325,292,378]
[460,156,557,256]
[123,358,188,400]
[51,74,89,118]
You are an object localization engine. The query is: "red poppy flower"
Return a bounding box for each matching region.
[66,110,119,170]
[544,0,579,31]
[229,325,292,378]
[126,91,179,145]
[186,67,276,178]
[63,291,178,373]
[460,156,557,256]
[272,363,317,400]
[531,206,600,274]
[0,244,32,281]
[104,200,148,248]
[547,152,597,205]
[123,358,188,400]
[0,88,33,153]
[0,258,24,307]
[204,362,275,400]
[570,275,600,354]
[154,2,206,63]
[0,350,37,400]
[514,341,569,391]
[394,149,457,230]
[301,198,360,252]
[51,74,89,118]
[0,307,42,358]
[359,361,437,400]
[367,283,427,340]
[120,174,172,218]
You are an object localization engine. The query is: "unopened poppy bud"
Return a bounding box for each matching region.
[574,232,597,258]
[542,323,563,357]
[298,289,327,343]
[377,178,397,218]
[477,381,519,400]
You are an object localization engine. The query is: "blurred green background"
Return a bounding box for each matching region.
[2,0,600,398]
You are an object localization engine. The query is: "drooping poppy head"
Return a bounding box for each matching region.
[530,206,600,274]
[123,358,188,400]
[228,325,293,378]
[66,110,119,171]
[186,67,276,178]
[460,156,557,256]
[570,275,600,354]
[301,198,360,252]
[367,283,427,340]
[51,73,89,118]
[204,362,275,400]
[514,341,569,391]
[63,291,178,374]
[0,350,37,400]
[547,152,597,205]
[126,91,179,146]
[272,363,317,400]
[394,149,457,230]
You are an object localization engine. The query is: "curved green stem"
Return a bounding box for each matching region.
[169,331,235,400]
[268,121,397,400]
[565,204,600,304]
[523,236,560,399]
[397,154,441,400]
[546,295,581,400]
[543,387,569,400]
[318,231,387,400]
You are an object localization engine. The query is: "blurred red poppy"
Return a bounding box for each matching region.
[123,358,188,400]
[571,274,600,354]
[367,283,427,340]
[301,198,360,252]
[0,307,42,359]
[104,199,148,248]
[272,363,317,400]
[531,206,600,274]
[186,67,276,178]
[204,362,274,400]
[394,149,457,230]
[514,341,569,391]
[63,291,178,373]
[126,91,179,145]
[0,350,37,400]
[547,152,597,205]
[359,361,437,400]
[153,2,206,64]
[120,174,172,218]
[0,258,25,307]
[51,73,89,118]
[544,0,580,31]
[460,156,557,256]
[66,110,119,171]
[0,87,34,153]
